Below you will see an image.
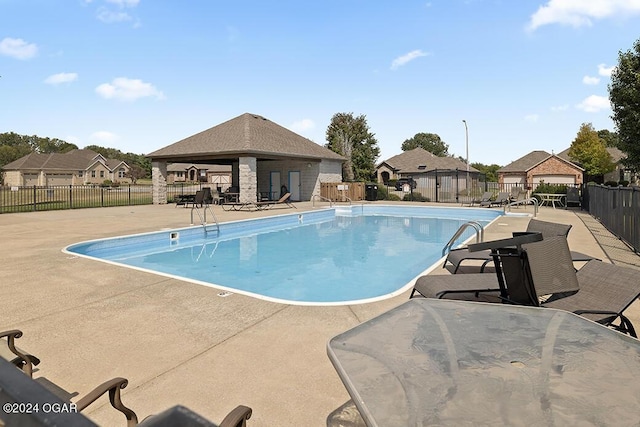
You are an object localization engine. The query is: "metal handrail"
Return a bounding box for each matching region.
[311,194,333,208]
[442,221,484,256]
[190,204,220,234]
[504,197,539,217]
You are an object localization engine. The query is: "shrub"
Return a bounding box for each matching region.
[403,192,430,202]
[533,183,567,194]
[619,180,630,187]
[604,181,618,187]
[101,179,113,187]
[387,193,402,201]
[376,185,388,200]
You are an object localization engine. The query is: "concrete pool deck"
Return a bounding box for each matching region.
[2,202,639,426]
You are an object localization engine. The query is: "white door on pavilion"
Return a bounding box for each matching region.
[289,171,300,201]
[270,171,280,201]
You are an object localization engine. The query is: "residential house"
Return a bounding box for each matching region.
[2,149,131,187]
[166,163,232,190]
[557,146,634,184]
[147,113,345,204]
[375,147,482,201]
[497,151,583,189]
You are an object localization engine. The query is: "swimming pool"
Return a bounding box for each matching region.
[64,206,502,305]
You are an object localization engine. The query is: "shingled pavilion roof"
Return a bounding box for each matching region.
[147,113,344,162]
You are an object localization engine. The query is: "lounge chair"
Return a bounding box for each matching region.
[0,339,253,427]
[0,329,41,377]
[443,219,594,273]
[482,191,509,207]
[466,191,493,207]
[255,192,295,210]
[519,236,640,337]
[509,186,527,203]
[413,234,640,337]
[411,233,542,301]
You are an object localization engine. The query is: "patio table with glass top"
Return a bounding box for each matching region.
[327,298,640,426]
[537,192,566,208]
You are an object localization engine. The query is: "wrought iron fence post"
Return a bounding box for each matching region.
[32,185,37,212]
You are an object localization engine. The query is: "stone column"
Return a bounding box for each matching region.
[238,157,257,204]
[152,161,168,204]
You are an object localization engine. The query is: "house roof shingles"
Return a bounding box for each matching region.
[498,150,553,173]
[3,149,109,171]
[381,147,479,173]
[147,113,345,161]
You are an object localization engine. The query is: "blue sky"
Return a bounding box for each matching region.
[1,0,639,167]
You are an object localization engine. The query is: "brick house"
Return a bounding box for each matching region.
[147,113,345,204]
[498,151,584,189]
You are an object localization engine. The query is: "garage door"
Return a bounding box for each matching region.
[532,175,575,185]
[47,174,73,185]
[23,174,39,186]
[503,176,525,185]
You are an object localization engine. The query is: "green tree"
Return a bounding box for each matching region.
[597,129,620,148]
[0,132,32,170]
[125,164,147,184]
[401,133,449,156]
[326,113,380,181]
[471,162,500,182]
[30,136,77,153]
[568,123,615,176]
[609,38,640,171]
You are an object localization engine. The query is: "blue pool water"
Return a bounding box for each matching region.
[64,206,501,305]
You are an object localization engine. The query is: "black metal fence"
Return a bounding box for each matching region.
[587,184,640,253]
[0,184,204,214]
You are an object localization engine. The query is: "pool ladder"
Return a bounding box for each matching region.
[190,203,220,235]
[504,197,539,217]
[442,221,484,256]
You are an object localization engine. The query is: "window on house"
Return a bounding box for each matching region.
[91,171,96,178]
[118,168,125,178]
[78,171,83,177]
[100,171,104,178]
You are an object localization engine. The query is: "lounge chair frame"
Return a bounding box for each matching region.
[443,219,594,274]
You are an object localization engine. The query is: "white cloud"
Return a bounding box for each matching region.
[598,63,615,76]
[551,104,569,111]
[89,131,119,144]
[105,0,140,6]
[96,0,140,25]
[290,119,315,133]
[527,0,640,31]
[97,7,132,23]
[524,114,540,122]
[44,72,78,85]
[0,37,38,60]
[576,94,611,112]
[95,77,165,101]
[582,75,600,85]
[390,49,429,70]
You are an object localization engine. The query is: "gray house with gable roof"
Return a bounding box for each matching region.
[147,113,345,204]
[375,147,482,201]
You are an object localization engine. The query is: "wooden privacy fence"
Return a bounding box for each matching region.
[321,182,365,202]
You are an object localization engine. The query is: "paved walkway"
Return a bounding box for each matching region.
[575,210,640,269]
[1,202,638,426]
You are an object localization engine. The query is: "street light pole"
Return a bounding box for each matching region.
[462,119,469,173]
[462,120,470,197]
